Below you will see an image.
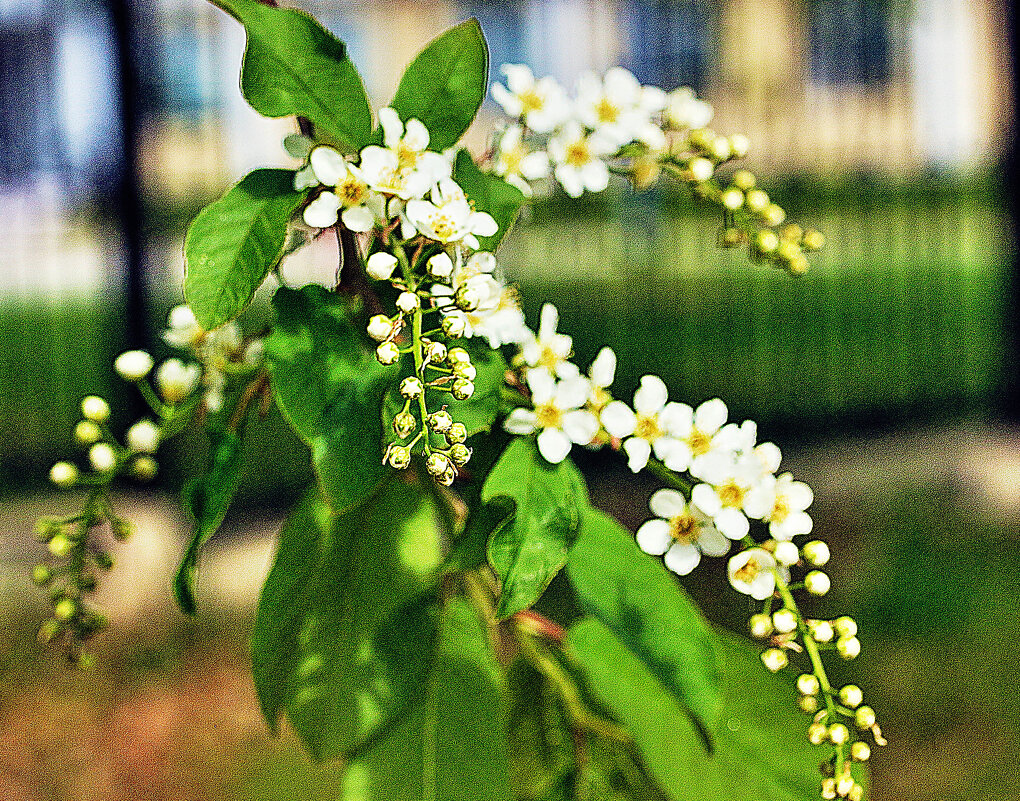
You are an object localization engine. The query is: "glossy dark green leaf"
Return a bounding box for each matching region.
[184,169,306,330]
[340,597,509,801]
[453,149,526,251]
[484,438,587,619]
[566,507,721,746]
[567,620,839,801]
[174,427,245,616]
[265,285,391,514]
[390,20,488,152]
[252,478,444,760]
[210,0,372,149]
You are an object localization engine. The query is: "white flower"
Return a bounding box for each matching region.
[493,124,550,196]
[301,146,384,231]
[405,178,497,249]
[574,67,667,150]
[519,303,579,379]
[600,375,688,473]
[114,350,154,381]
[358,108,450,200]
[743,472,814,540]
[126,419,161,453]
[163,305,202,350]
[156,358,201,404]
[548,122,615,198]
[671,398,735,479]
[504,368,599,464]
[635,488,729,575]
[727,548,777,600]
[491,64,568,133]
[664,86,714,130]
[690,453,764,540]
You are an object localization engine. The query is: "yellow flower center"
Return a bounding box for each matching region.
[519,88,544,114]
[770,496,790,523]
[396,141,419,170]
[596,97,620,124]
[718,480,747,509]
[500,145,525,175]
[669,513,698,545]
[339,177,367,207]
[534,402,563,429]
[565,140,591,167]
[428,212,457,241]
[634,413,662,442]
[687,428,712,456]
[538,344,563,371]
[734,557,761,584]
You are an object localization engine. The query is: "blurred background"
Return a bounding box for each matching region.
[0,1,1016,799]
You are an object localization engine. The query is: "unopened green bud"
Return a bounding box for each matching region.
[802,540,830,566]
[804,570,830,596]
[428,409,453,433]
[386,445,411,470]
[854,705,876,730]
[828,723,849,745]
[49,461,79,488]
[798,694,819,714]
[131,455,158,482]
[32,564,53,586]
[448,443,471,466]
[839,685,864,709]
[720,187,744,210]
[761,648,787,672]
[744,189,769,213]
[834,616,857,638]
[802,229,826,251]
[452,361,476,380]
[393,411,417,438]
[111,519,132,541]
[753,230,780,255]
[74,421,102,445]
[376,341,401,365]
[837,636,861,660]
[451,378,474,400]
[94,551,114,570]
[731,168,755,190]
[796,674,820,696]
[53,597,77,622]
[807,722,827,745]
[425,451,452,478]
[749,613,773,639]
[48,534,73,559]
[762,203,786,226]
[425,340,448,364]
[441,314,467,338]
[445,423,468,444]
[38,619,61,643]
[399,376,424,399]
[447,347,470,364]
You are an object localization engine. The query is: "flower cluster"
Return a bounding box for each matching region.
[498,303,882,797]
[487,64,824,274]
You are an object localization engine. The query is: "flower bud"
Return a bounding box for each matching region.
[454,277,488,311]
[427,252,454,280]
[820,778,837,800]
[32,564,53,586]
[774,540,800,566]
[244,339,265,366]
[731,168,755,190]
[447,347,470,364]
[366,251,398,281]
[854,706,876,730]
[772,608,797,634]
[839,685,863,709]
[710,136,732,161]
[686,156,713,182]
[850,741,871,762]
[749,613,773,639]
[798,694,819,713]
[804,570,830,596]
[809,619,834,643]
[114,349,154,381]
[81,395,110,422]
[761,648,787,672]
[50,461,79,487]
[796,674,820,696]
[753,230,779,257]
[720,188,744,210]
[428,409,453,433]
[448,443,471,466]
[393,411,416,438]
[89,442,117,473]
[745,189,769,213]
[802,229,826,251]
[399,376,424,399]
[717,227,744,248]
[441,313,467,338]
[452,361,476,381]
[728,134,750,158]
[126,420,161,453]
[836,636,861,660]
[847,783,864,801]
[834,616,857,638]
[131,455,158,481]
[396,291,420,313]
[445,422,468,444]
[74,421,102,446]
[438,465,457,486]
[425,340,448,364]
[451,378,474,400]
[807,722,827,746]
[828,723,849,745]
[802,540,830,566]
[763,203,786,226]
[425,451,452,478]
[376,341,401,365]
[367,315,395,342]
[53,597,77,622]
[111,519,132,541]
[94,550,114,570]
[386,444,411,470]
[156,358,201,403]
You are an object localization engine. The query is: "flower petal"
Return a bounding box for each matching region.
[341,205,375,233]
[649,488,686,519]
[302,192,340,228]
[715,508,750,540]
[697,525,731,557]
[309,145,347,187]
[504,408,537,435]
[623,437,651,472]
[537,427,571,464]
[664,543,701,575]
[635,519,671,555]
[694,398,727,433]
[633,375,668,415]
[562,410,599,445]
[601,401,636,438]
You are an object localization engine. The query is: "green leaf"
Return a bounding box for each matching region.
[483,438,587,619]
[174,426,246,616]
[184,168,306,330]
[566,621,838,801]
[252,478,445,760]
[265,285,391,515]
[453,149,526,251]
[566,507,721,747]
[340,597,509,801]
[390,20,488,152]
[210,0,372,149]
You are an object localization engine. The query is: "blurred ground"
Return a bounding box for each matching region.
[2,419,1020,800]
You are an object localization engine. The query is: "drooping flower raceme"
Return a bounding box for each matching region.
[504,367,599,464]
